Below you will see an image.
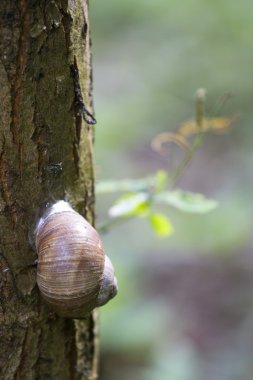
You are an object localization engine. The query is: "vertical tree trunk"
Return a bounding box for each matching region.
[0,1,98,379]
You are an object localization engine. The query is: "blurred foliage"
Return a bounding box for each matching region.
[96,90,223,237]
[97,170,218,237]
[90,1,253,379]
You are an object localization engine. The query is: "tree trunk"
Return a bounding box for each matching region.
[0,1,98,379]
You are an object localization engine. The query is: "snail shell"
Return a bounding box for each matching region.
[36,201,117,318]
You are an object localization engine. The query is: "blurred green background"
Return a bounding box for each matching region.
[90,1,253,379]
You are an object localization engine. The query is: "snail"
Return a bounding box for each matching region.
[35,201,118,318]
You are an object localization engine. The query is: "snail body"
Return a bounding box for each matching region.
[36,201,117,318]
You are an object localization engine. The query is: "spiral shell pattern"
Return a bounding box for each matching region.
[36,203,105,318]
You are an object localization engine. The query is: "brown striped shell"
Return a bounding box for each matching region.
[36,201,117,318]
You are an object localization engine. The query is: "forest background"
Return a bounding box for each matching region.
[90,1,253,380]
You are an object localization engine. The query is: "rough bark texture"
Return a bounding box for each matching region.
[0,1,98,379]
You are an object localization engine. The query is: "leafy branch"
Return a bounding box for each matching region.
[97,89,234,237]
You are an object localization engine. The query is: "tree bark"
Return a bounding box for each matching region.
[0,1,98,379]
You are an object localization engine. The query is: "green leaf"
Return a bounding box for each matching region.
[96,178,156,194]
[149,213,174,237]
[96,170,168,195]
[155,170,168,191]
[154,190,218,213]
[108,192,150,218]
